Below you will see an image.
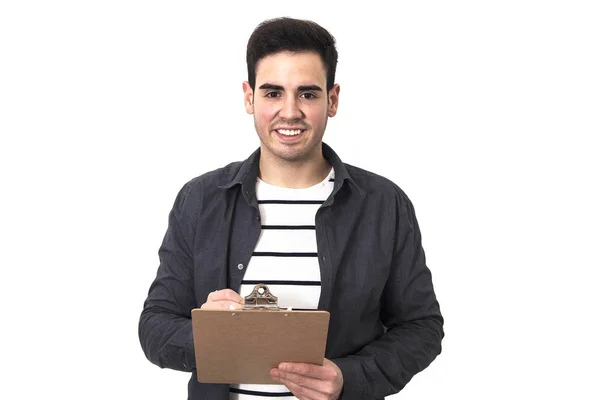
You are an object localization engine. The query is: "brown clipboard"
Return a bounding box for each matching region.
[191,284,330,384]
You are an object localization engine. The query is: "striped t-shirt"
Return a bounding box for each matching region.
[229,167,335,400]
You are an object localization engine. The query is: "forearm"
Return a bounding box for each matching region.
[329,187,445,398]
[139,306,196,372]
[332,316,443,399]
[139,182,199,372]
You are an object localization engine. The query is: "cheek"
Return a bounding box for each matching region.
[305,107,328,127]
[255,107,278,128]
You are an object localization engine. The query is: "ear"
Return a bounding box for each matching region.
[327,84,340,117]
[242,81,254,114]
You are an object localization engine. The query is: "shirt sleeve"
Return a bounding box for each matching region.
[138,182,198,372]
[331,189,444,398]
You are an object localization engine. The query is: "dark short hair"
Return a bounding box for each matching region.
[246,17,338,91]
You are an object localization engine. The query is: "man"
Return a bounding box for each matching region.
[139,17,444,400]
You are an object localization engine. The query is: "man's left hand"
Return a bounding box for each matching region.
[270,358,344,400]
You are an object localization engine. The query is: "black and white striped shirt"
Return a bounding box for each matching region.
[229,168,335,400]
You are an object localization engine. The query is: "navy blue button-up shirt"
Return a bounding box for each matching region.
[139,143,444,399]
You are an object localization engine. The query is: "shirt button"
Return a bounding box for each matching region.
[237,263,244,270]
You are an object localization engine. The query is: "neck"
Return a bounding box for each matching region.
[258,147,331,189]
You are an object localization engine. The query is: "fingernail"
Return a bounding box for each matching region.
[279,363,288,371]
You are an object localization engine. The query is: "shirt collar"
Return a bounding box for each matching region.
[218,142,364,202]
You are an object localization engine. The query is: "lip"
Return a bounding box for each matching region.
[273,128,307,141]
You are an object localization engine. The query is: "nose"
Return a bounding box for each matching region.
[279,95,303,120]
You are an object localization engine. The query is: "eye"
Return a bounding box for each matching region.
[265,91,280,98]
[300,92,317,99]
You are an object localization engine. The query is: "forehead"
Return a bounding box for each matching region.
[255,51,327,87]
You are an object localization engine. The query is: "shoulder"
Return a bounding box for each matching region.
[172,161,244,212]
[344,163,417,226]
[345,163,409,201]
[183,161,243,192]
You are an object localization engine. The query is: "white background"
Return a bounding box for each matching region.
[1,1,599,399]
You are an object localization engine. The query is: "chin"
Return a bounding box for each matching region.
[275,151,307,163]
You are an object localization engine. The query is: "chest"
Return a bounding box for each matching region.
[190,188,396,312]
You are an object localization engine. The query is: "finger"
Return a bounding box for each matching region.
[277,362,336,381]
[200,300,244,310]
[207,289,243,303]
[272,370,320,388]
[271,369,334,397]
[271,376,327,400]
[207,289,244,303]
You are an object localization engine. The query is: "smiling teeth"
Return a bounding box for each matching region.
[278,129,302,136]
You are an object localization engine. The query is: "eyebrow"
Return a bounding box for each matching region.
[258,83,323,92]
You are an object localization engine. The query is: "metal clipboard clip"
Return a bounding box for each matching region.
[243,283,281,310]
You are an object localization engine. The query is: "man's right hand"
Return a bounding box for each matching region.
[200,289,244,310]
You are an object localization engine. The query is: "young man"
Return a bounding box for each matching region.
[139,17,444,400]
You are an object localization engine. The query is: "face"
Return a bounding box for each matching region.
[243,51,340,164]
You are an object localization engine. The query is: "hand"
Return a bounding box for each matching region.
[200,289,244,310]
[270,358,344,400]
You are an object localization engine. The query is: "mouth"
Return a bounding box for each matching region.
[275,128,306,137]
